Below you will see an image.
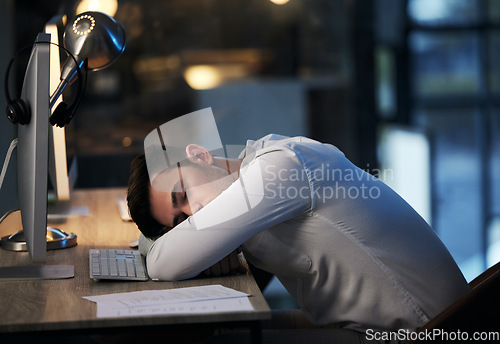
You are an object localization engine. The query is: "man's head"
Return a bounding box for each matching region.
[127,144,236,239]
[127,153,165,239]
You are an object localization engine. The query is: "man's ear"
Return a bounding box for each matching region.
[186,144,214,165]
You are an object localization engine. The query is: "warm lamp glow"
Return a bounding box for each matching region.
[76,0,118,17]
[270,0,290,5]
[183,65,222,90]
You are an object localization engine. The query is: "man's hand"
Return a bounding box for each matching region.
[201,250,247,277]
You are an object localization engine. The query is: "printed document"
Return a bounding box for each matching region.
[83,284,254,318]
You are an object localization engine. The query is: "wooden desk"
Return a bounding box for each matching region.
[0,188,270,341]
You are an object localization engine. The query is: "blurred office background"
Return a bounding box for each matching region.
[1,0,500,306]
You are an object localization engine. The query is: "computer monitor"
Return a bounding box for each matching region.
[1,18,79,258]
[0,11,125,279]
[46,15,78,202]
[17,33,51,262]
[0,33,74,280]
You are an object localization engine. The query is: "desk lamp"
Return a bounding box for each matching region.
[49,11,126,126]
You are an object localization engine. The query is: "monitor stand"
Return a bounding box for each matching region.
[0,228,76,280]
[0,227,77,251]
[0,265,74,280]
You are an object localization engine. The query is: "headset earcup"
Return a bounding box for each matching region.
[6,99,30,125]
[50,102,70,127]
[5,42,84,128]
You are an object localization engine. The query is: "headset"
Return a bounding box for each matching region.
[4,40,86,128]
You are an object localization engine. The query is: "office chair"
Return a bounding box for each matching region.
[404,260,500,343]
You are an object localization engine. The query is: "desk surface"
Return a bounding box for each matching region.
[0,188,270,334]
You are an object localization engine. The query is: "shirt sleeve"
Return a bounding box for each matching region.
[146,148,311,281]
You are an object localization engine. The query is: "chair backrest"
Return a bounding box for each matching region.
[404,261,500,343]
[469,260,500,289]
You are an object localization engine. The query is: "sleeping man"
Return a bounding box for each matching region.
[127,109,469,341]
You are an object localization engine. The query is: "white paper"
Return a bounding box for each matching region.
[83,285,254,318]
[95,296,254,318]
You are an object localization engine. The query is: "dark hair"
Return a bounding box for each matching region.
[127,154,166,240]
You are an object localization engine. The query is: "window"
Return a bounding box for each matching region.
[377,0,500,280]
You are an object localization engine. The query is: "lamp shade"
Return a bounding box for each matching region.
[63,11,126,71]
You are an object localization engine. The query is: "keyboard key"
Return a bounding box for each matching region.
[117,258,127,276]
[110,259,118,276]
[135,264,146,278]
[126,259,135,277]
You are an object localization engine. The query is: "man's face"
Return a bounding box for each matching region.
[149,163,233,230]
